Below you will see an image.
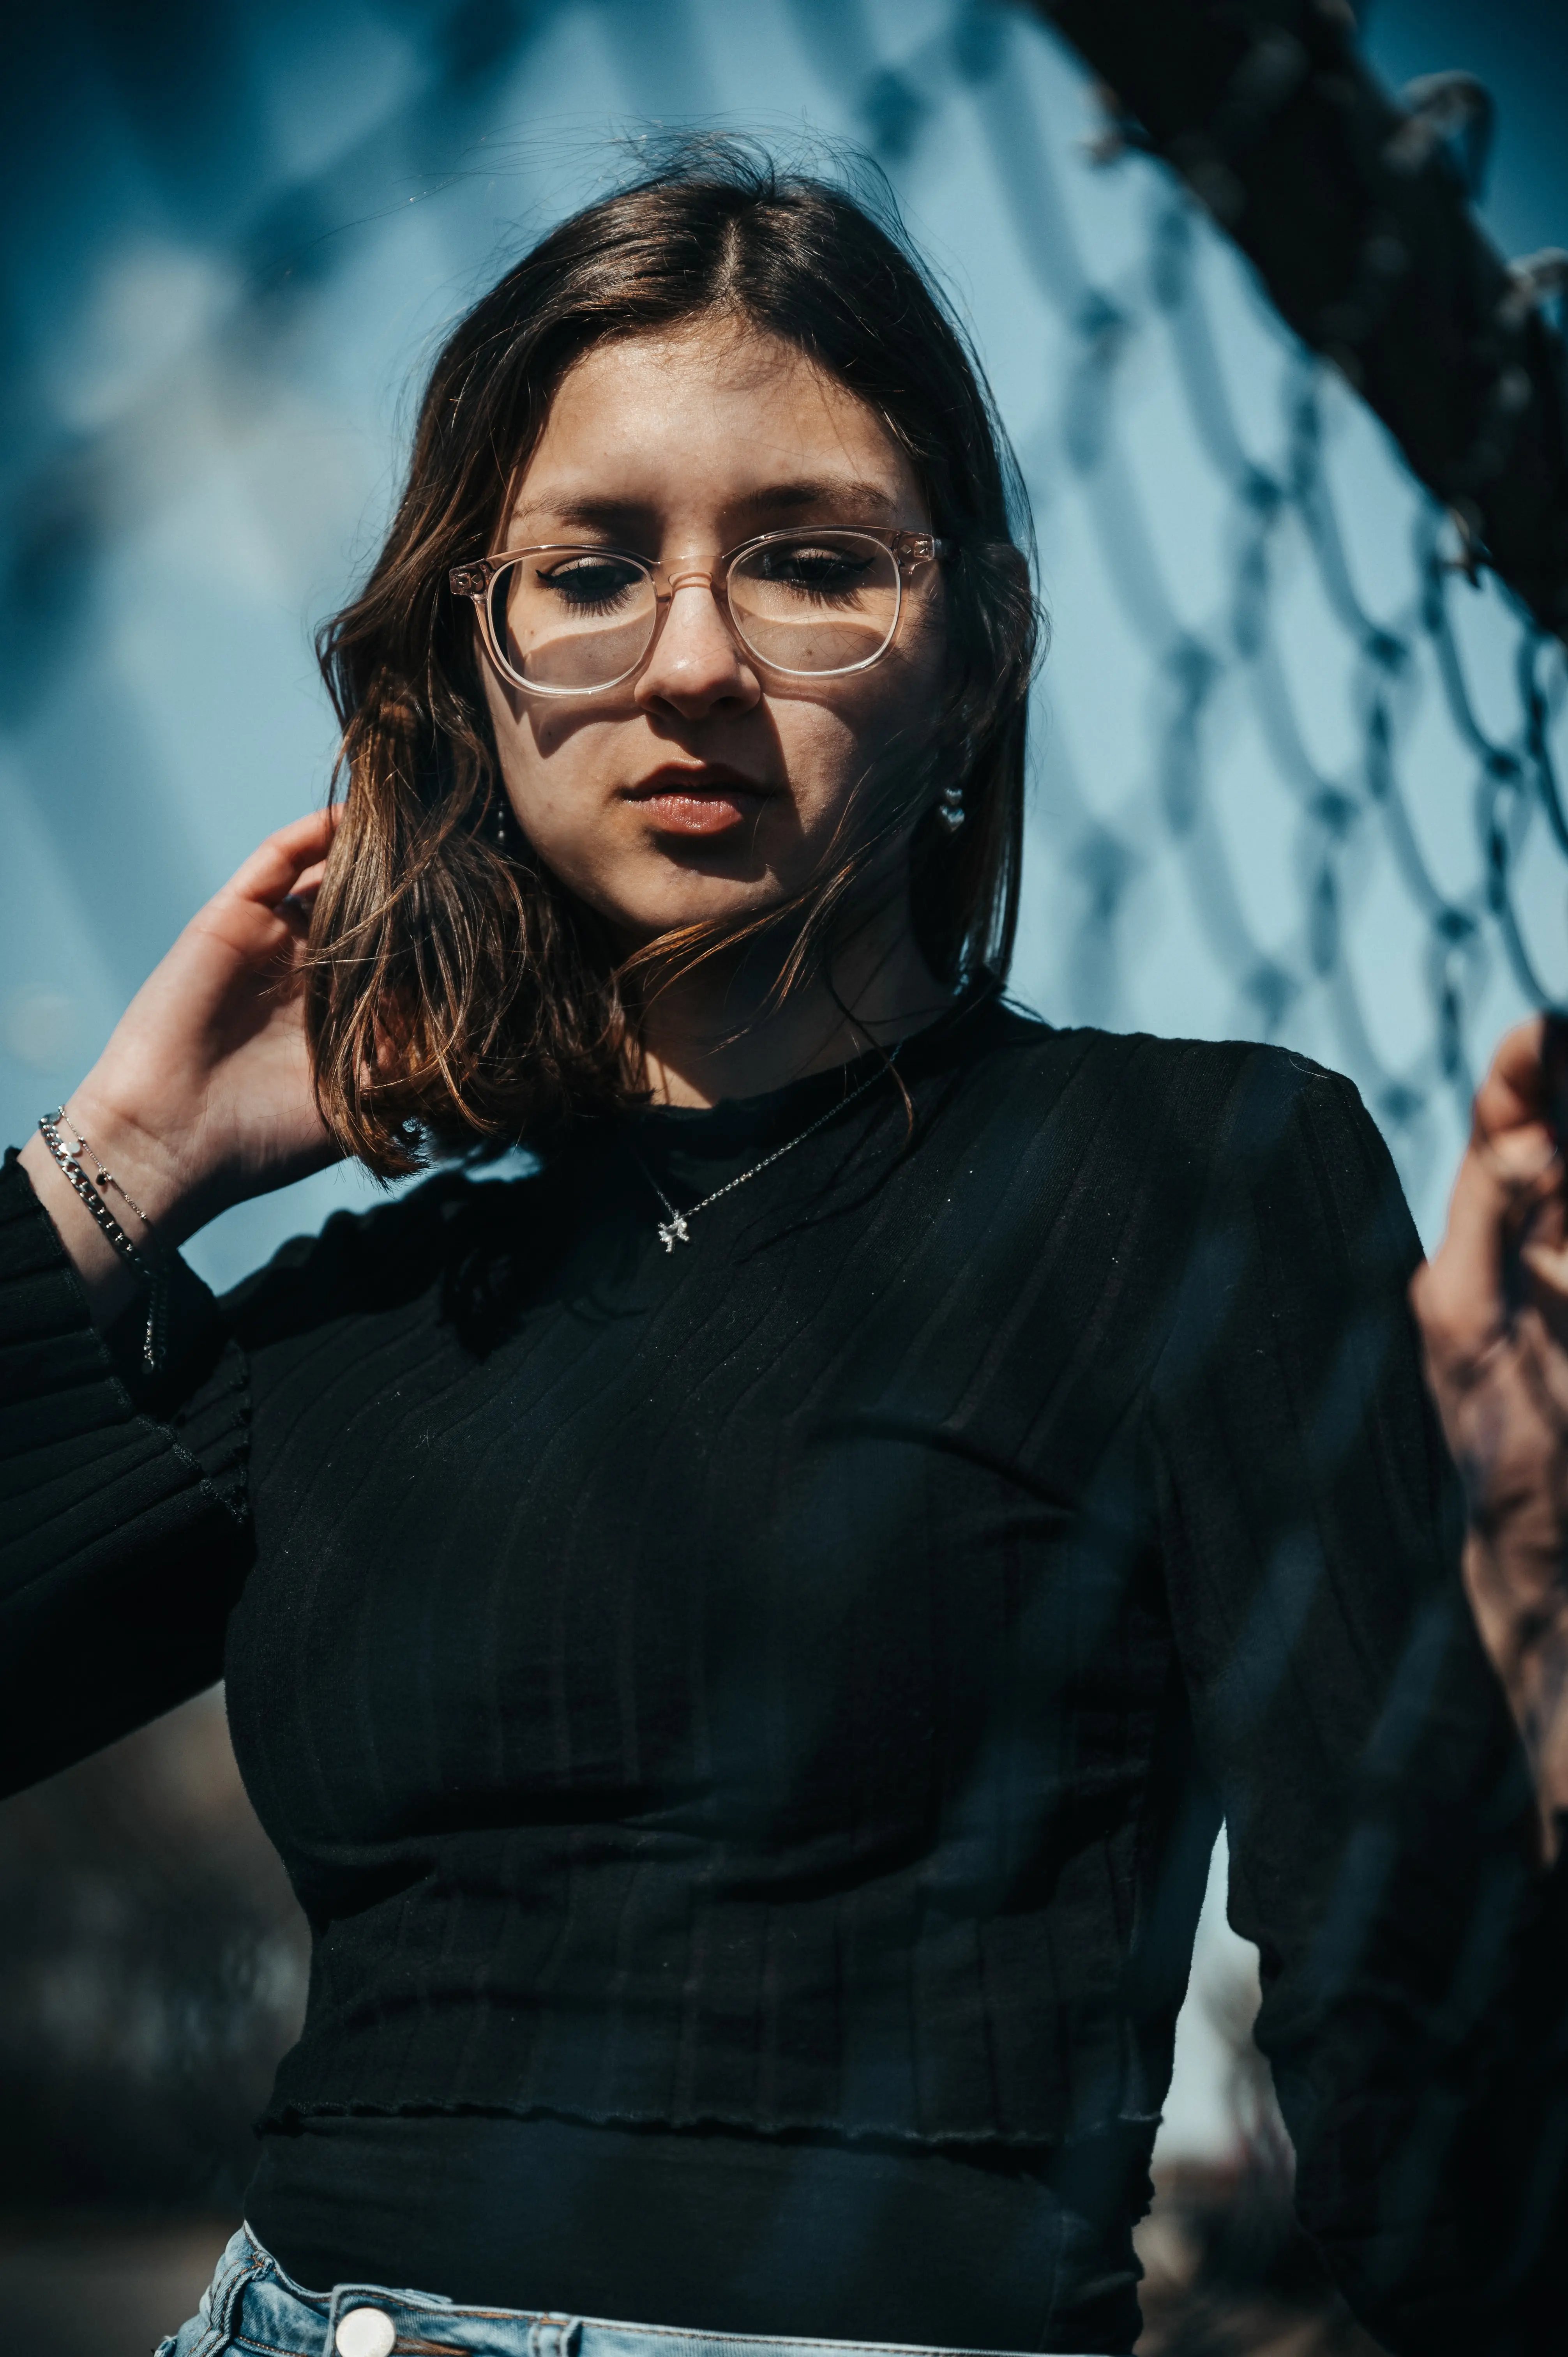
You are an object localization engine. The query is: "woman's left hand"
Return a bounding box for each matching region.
[1411,1017,1568,1860]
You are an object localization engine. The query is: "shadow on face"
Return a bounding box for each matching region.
[477,321,948,947]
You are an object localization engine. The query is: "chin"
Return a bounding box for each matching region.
[609,869,800,947]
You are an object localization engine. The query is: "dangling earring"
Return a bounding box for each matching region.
[493,793,511,852]
[937,780,965,833]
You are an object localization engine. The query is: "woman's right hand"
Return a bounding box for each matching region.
[1411,1018,1568,1859]
[18,810,346,1318]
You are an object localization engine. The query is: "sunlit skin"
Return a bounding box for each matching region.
[18,318,955,1322]
[477,322,952,1108]
[482,324,946,953]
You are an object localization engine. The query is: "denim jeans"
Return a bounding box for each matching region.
[157,2226,1095,2357]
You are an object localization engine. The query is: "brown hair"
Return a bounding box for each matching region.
[307,139,1040,1173]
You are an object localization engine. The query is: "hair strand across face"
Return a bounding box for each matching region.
[306,136,1042,1173]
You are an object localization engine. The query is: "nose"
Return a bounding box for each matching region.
[634,574,761,721]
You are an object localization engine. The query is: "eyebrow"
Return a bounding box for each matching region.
[508,477,904,535]
[735,476,902,518]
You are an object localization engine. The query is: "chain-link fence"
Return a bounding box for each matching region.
[985,17,1568,1241]
[5,2,1561,1265]
[0,0,1563,2316]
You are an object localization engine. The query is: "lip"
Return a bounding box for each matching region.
[622,764,773,837]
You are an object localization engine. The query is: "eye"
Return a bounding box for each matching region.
[536,553,646,611]
[756,542,876,599]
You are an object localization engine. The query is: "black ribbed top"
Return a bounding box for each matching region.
[2,992,1559,2353]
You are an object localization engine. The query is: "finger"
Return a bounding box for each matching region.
[220,807,344,912]
[1465,1027,1561,1247]
[1469,1024,1563,1224]
[1521,1234,1568,1334]
[274,899,315,944]
[1473,1016,1556,1153]
[1414,1133,1518,1366]
[284,857,331,904]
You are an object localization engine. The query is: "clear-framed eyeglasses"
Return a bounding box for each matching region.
[449,526,953,698]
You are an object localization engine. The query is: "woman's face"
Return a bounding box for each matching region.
[477,322,947,947]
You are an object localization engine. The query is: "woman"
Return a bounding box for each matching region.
[0,147,1538,2357]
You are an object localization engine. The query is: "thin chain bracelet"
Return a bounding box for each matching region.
[37,1109,170,1372]
[49,1108,157,1230]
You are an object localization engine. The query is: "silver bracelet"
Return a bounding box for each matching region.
[48,1108,157,1230]
[37,1109,170,1372]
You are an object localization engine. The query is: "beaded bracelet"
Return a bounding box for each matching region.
[37,1109,169,1371]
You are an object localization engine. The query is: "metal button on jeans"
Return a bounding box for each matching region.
[335,2309,398,2357]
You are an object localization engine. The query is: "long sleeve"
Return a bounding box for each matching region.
[0,1150,251,1796]
[1149,1051,1558,2355]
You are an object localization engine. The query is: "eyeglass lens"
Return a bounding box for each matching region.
[491,533,901,692]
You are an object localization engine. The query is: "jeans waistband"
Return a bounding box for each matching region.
[162,2225,1093,2357]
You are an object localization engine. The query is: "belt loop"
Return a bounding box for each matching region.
[188,2228,267,2357]
[529,2319,582,2357]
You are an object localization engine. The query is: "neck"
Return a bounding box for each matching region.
[635,902,951,1110]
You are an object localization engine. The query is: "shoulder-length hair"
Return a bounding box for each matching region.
[307,139,1041,1173]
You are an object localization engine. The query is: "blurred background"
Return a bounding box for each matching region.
[1,2,1565,2351]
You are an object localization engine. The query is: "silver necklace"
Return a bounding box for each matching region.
[636,1049,901,1253]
